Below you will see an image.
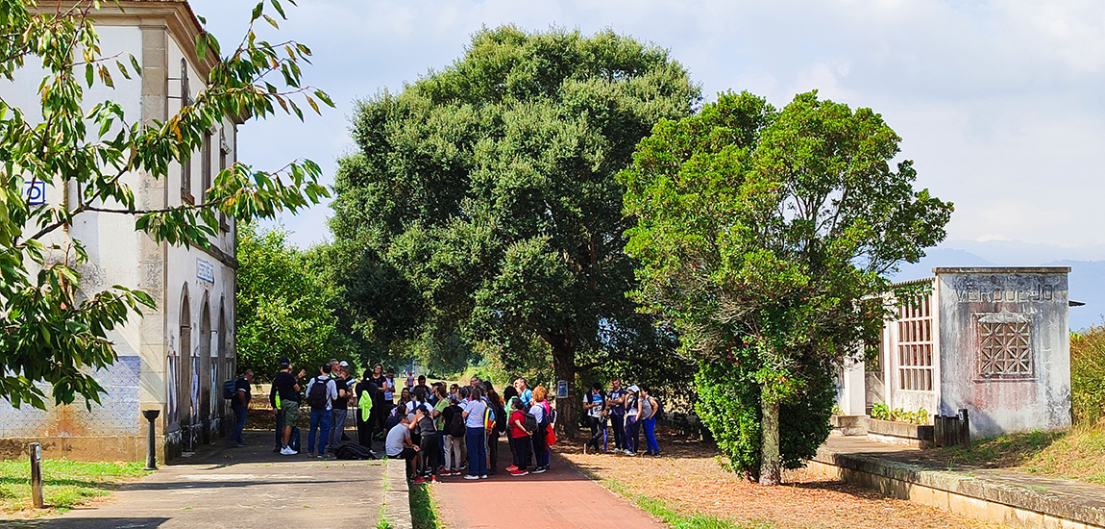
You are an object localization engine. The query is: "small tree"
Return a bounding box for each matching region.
[621,91,953,484]
[0,0,331,408]
[236,224,340,382]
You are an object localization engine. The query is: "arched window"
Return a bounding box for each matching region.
[199,296,212,443]
[171,287,191,430]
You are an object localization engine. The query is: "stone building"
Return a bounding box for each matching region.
[0,0,238,462]
[837,267,1072,439]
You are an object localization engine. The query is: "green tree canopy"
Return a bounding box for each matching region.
[330,26,701,431]
[0,0,331,408]
[620,91,953,483]
[236,224,341,382]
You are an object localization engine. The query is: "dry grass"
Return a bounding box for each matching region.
[930,422,1105,485]
[555,431,1005,529]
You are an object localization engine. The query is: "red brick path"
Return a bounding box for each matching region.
[432,439,664,529]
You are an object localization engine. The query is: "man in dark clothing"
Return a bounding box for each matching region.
[328,364,350,453]
[273,359,306,455]
[228,369,253,447]
[355,371,379,448]
[606,378,627,451]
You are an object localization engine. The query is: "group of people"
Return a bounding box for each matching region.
[267,358,358,457]
[583,379,662,457]
[383,376,554,484]
[239,359,660,485]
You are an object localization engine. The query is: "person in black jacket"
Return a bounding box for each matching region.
[355,370,379,448]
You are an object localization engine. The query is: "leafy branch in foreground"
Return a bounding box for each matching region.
[0,0,333,408]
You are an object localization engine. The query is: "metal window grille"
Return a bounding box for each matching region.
[978,321,1033,378]
[897,294,934,391]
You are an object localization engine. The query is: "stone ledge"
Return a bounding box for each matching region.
[867,418,934,440]
[383,458,414,529]
[812,446,1105,529]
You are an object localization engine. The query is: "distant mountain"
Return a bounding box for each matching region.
[886,250,1102,331]
[890,248,996,282]
[1045,260,1105,331]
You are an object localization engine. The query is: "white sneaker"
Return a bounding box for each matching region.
[480,474,488,479]
[464,475,479,480]
[280,446,297,455]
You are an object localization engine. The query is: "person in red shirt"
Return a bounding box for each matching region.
[509,399,531,476]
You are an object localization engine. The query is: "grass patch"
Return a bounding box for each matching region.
[601,477,771,529]
[932,423,1105,485]
[0,459,149,515]
[409,482,441,529]
[935,429,1065,467]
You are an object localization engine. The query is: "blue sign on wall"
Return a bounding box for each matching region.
[197,258,215,283]
[23,181,45,205]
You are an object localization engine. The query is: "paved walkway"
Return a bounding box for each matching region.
[433,437,664,529]
[28,430,385,529]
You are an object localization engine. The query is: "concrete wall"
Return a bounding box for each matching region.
[0,6,238,463]
[935,268,1072,438]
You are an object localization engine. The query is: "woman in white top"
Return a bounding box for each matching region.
[461,386,489,479]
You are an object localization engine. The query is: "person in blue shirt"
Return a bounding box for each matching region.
[514,378,533,406]
[583,383,606,454]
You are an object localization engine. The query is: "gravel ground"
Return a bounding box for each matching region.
[555,431,1007,529]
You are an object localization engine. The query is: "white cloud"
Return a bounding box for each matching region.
[189,0,1105,258]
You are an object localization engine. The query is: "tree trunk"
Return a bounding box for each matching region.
[759,396,782,486]
[551,345,579,441]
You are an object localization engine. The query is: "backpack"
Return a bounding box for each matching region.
[651,396,664,421]
[222,379,236,400]
[447,405,466,437]
[523,412,538,433]
[335,443,376,460]
[289,427,301,452]
[539,401,553,429]
[307,377,330,410]
[493,403,507,434]
[483,404,496,430]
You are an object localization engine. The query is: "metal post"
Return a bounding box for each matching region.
[29,442,43,509]
[143,409,161,471]
[958,408,971,449]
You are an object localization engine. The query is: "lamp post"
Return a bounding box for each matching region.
[142,409,161,470]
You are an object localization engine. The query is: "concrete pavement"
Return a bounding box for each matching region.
[27,430,385,529]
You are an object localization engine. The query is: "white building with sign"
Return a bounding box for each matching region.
[0,0,238,462]
[837,267,1072,439]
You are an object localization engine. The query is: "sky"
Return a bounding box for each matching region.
[189,0,1105,263]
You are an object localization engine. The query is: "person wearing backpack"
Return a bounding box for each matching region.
[640,385,661,457]
[583,383,607,454]
[508,398,531,476]
[327,364,351,454]
[441,394,465,476]
[355,370,378,449]
[529,386,550,472]
[305,364,338,458]
[226,369,253,447]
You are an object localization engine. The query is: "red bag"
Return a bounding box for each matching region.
[546,425,557,446]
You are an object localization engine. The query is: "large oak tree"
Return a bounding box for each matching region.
[330,26,700,433]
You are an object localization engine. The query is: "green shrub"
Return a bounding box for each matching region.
[1071,328,1105,425]
[869,403,929,424]
[695,359,834,480]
